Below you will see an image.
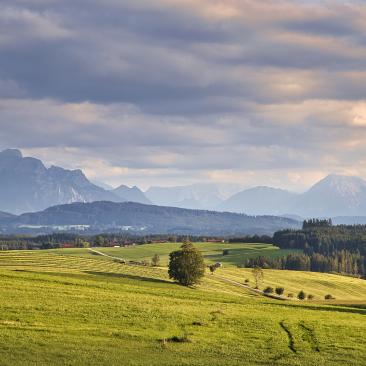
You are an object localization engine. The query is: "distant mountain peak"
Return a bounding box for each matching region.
[0,148,23,159]
[113,184,151,205]
[310,174,366,196]
[0,150,122,214]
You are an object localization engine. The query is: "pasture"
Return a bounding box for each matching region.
[54,242,299,266]
[0,244,365,365]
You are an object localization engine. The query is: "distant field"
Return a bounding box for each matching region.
[0,246,365,365]
[52,242,299,266]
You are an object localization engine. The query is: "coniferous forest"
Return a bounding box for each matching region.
[244,220,366,277]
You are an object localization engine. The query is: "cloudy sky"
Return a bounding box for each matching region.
[1,0,366,191]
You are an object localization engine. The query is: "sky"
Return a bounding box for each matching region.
[1,0,366,191]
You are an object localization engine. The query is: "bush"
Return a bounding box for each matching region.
[287,293,294,298]
[324,294,335,300]
[263,286,274,294]
[297,290,306,300]
[168,241,205,286]
[222,249,230,256]
[307,294,314,300]
[275,287,285,296]
[151,254,160,267]
[244,278,250,284]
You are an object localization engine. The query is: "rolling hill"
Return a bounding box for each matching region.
[0,201,301,235]
[0,246,364,365]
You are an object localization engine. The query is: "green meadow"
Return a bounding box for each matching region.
[0,243,365,366]
[53,242,299,266]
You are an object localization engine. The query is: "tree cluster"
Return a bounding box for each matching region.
[243,250,365,277]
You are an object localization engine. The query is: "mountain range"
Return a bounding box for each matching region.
[2,149,366,220]
[218,174,366,218]
[0,149,150,214]
[0,201,300,236]
[145,183,242,210]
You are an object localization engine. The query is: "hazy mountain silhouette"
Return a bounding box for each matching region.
[0,149,122,214]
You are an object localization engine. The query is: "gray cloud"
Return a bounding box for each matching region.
[1,0,366,190]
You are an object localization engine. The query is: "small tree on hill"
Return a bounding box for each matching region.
[252,266,264,289]
[151,254,160,267]
[275,287,285,296]
[297,290,306,300]
[168,241,205,286]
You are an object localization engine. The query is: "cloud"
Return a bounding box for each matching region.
[0,0,366,190]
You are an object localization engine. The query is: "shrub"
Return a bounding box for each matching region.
[275,287,285,296]
[263,286,274,294]
[222,249,230,256]
[168,241,205,286]
[297,290,306,300]
[151,254,160,267]
[166,334,191,343]
[287,293,294,298]
[324,294,335,300]
[244,278,250,285]
[307,294,314,300]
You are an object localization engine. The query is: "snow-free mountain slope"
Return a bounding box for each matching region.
[145,183,243,209]
[113,185,151,205]
[294,174,366,217]
[0,149,122,214]
[218,186,298,215]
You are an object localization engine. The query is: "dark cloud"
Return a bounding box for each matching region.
[1,0,366,189]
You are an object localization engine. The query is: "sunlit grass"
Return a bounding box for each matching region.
[0,246,365,365]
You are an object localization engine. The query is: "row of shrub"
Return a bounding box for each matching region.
[244,278,335,300]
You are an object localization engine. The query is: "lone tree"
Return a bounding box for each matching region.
[252,266,264,289]
[297,290,306,300]
[168,241,205,286]
[275,287,285,296]
[151,254,160,267]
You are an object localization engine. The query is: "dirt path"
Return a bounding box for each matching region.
[88,248,125,262]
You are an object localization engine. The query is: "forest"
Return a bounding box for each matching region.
[248,220,366,277]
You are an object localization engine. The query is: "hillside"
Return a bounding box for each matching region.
[0,248,365,365]
[1,201,301,235]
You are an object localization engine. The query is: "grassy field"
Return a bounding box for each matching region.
[0,244,365,365]
[52,242,299,267]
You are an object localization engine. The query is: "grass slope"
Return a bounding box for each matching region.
[53,242,299,267]
[0,246,365,365]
